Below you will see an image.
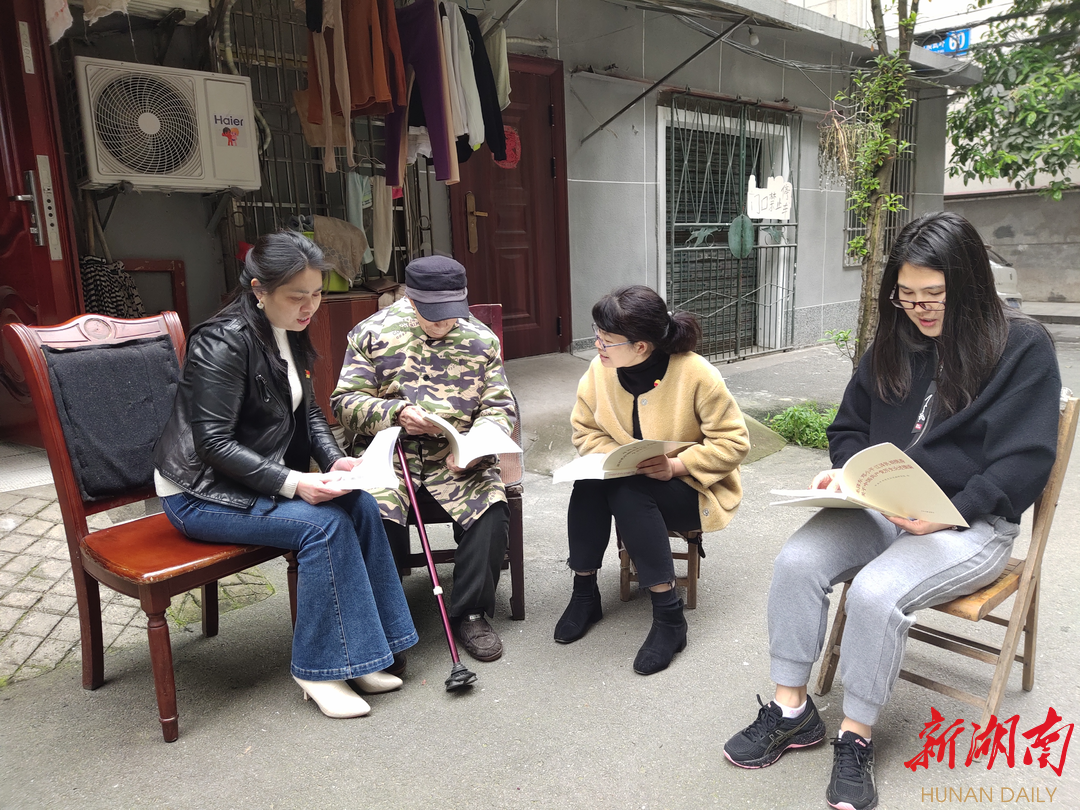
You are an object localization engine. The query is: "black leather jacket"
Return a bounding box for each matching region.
[153,316,344,508]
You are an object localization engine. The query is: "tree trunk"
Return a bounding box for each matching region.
[853,144,897,366]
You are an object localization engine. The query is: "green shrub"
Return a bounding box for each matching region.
[767,403,838,449]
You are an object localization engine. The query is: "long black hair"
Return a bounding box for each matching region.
[592,285,701,355]
[871,211,1035,416]
[203,230,327,375]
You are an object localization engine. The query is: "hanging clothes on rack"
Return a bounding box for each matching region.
[302,0,406,172]
[371,176,394,272]
[449,2,484,151]
[439,2,467,139]
[479,9,511,111]
[385,0,459,186]
[461,8,506,162]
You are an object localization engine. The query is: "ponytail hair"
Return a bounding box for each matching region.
[591,285,701,354]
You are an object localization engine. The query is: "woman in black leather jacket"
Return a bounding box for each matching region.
[153,231,417,719]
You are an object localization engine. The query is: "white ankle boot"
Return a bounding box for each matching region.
[351,671,404,694]
[293,676,371,718]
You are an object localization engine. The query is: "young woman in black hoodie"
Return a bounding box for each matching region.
[722,212,1060,810]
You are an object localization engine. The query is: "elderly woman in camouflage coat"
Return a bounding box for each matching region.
[332,256,516,663]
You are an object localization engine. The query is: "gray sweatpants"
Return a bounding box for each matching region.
[768,509,1019,726]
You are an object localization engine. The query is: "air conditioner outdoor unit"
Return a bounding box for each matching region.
[75,57,261,193]
[69,0,211,24]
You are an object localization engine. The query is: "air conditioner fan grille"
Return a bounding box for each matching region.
[94,74,198,175]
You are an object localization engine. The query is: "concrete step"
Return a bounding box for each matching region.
[1022,302,1080,325]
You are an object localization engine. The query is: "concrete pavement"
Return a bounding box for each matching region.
[1,332,1079,809]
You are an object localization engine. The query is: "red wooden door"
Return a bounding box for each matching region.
[0,0,81,443]
[449,55,570,360]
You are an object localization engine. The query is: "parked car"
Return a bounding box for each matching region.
[986,246,1023,309]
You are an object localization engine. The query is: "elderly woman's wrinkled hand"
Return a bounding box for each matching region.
[397,404,441,436]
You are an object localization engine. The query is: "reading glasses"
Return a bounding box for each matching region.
[592,324,632,349]
[889,288,947,312]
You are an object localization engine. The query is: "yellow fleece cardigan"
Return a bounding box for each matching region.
[571,352,751,533]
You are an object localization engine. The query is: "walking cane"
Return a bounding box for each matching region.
[395,440,477,691]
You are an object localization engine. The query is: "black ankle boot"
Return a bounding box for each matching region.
[633,598,687,675]
[553,574,602,643]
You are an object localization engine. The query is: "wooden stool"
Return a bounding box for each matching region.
[617,528,703,610]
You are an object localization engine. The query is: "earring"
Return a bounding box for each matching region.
[257,300,265,310]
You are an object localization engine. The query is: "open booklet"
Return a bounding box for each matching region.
[334,426,401,492]
[552,439,696,484]
[419,410,522,468]
[770,442,969,527]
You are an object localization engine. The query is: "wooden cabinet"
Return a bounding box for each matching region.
[309,291,379,423]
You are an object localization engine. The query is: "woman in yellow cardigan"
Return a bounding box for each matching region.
[555,285,750,674]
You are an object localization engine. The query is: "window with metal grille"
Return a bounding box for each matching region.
[659,94,800,361]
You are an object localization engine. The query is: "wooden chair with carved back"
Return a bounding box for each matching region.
[396,303,525,620]
[815,393,1079,728]
[3,312,298,742]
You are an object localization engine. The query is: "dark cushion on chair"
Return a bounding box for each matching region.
[44,335,179,502]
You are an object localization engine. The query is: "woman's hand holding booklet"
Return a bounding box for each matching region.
[769,442,968,528]
[552,439,695,484]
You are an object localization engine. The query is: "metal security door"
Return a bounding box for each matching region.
[663,94,800,361]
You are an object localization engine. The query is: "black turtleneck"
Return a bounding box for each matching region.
[617,350,670,439]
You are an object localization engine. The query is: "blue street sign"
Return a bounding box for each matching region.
[924,29,970,55]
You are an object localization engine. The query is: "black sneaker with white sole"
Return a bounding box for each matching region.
[826,731,877,810]
[723,694,827,769]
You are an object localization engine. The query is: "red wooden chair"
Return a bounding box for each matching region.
[396,303,525,620]
[3,312,297,742]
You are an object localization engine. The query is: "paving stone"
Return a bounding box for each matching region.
[44,524,66,541]
[0,492,24,510]
[35,592,77,615]
[23,637,75,670]
[0,605,24,632]
[0,534,36,554]
[109,625,146,650]
[0,516,23,534]
[1,554,39,575]
[6,497,50,517]
[50,615,82,643]
[0,569,24,590]
[15,611,62,639]
[100,622,125,648]
[86,514,112,530]
[15,518,53,537]
[0,633,40,668]
[48,577,78,597]
[39,539,69,560]
[31,559,70,582]
[101,603,140,626]
[16,485,58,500]
[36,503,63,523]
[0,590,41,610]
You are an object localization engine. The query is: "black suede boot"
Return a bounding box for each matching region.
[553,573,603,643]
[633,597,687,675]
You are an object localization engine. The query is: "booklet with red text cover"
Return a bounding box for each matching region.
[770,442,969,527]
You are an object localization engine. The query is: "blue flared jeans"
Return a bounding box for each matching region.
[162,490,418,681]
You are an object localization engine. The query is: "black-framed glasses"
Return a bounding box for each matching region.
[591,324,632,349]
[889,288,946,312]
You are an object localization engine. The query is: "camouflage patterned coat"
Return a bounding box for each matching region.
[331,298,516,530]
